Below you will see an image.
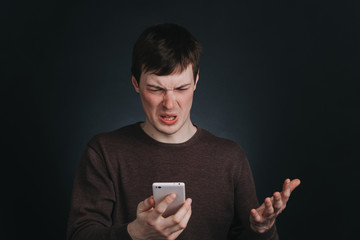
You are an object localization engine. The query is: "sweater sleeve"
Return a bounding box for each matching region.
[66,144,132,240]
[229,150,279,240]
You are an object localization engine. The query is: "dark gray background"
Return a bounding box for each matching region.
[3,0,359,239]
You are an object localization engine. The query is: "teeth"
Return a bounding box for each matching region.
[163,116,175,121]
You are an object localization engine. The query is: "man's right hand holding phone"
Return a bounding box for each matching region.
[127,194,192,240]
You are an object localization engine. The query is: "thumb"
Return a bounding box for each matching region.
[137,196,155,214]
[289,179,301,192]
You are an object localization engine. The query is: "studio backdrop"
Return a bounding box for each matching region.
[3,0,358,239]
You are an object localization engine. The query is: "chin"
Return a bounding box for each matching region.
[157,125,180,136]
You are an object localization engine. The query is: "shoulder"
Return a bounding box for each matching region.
[198,127,246,158]
[196,127,251,181]
[87,123,142,150]
[199,127,243,149]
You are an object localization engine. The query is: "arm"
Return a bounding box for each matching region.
[230,152,280,240]
[249,178,301,233]
[67,144,192,240]
[67,146,130,240]
[127,194,192,240]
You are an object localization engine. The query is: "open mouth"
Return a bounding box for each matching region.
[162,116,176,121]
[160,114,178,124]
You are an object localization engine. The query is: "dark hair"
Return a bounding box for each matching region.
[131,23,202,83]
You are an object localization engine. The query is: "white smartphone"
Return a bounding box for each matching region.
[152,182,186,217]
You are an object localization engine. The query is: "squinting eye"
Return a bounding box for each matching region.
[176,88,189,91]
[149,88,163,92]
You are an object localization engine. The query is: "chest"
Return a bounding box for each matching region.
[108,147,237,227]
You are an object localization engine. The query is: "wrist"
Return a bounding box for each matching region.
[250,219,275,234]
[127,221,140,240]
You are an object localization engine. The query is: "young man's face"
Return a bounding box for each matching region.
[132,65,199,143]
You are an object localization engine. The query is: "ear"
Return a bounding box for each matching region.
[131,75,140,93]
[194,72,199,91]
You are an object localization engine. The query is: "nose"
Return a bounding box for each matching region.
[162,90,176,109]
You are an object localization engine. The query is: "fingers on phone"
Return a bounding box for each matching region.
[173,198,192,221]
[137,196,155,213]
[154,193,177,215]
[165,198,192,234]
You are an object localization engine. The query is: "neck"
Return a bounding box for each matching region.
[141,121,197,144]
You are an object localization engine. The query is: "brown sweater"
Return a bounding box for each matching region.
[67,123,278,240]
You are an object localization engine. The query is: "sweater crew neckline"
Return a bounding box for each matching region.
[134,122,202,147]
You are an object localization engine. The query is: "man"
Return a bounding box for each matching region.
[67,23,300,240]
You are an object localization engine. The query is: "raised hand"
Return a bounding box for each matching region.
[127,194,192,240]
[249,178,301,233]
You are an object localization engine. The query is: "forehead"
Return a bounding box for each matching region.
[140,65,194,87]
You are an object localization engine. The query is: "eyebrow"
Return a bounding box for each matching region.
[146,84,164,90]
[146,83,191,89]
[176,83,191,88]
